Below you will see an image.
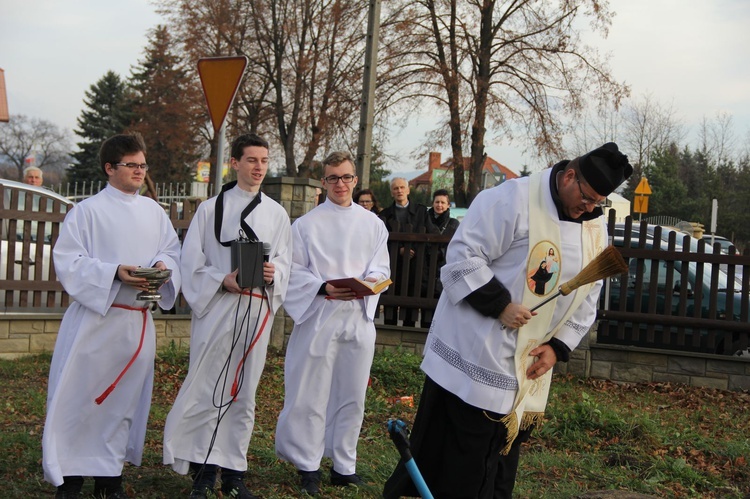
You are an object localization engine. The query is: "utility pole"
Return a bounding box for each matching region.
[355,0,381,189]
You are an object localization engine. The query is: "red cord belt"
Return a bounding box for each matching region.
[95,304,149,405]
[95,293,271,404]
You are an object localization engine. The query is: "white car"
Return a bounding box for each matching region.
[701,234,735,255]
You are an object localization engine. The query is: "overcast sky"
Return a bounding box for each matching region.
[2,0,749,176]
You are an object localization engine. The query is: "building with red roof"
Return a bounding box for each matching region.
[409,152,518,195]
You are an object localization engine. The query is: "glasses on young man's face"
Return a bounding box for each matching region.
[114,162,150,171]
[324,174,355,184]
[575,175,606,208]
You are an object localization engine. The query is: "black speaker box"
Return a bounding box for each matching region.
[230,240,264,289]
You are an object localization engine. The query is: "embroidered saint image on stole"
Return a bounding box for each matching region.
[526,241,561,296]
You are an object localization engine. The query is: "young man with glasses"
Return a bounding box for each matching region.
[163,133,292,499]
[43,133,182,498]
[275,151,390,495]
[384,143,632,499]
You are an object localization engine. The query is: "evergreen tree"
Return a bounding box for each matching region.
[128,25,202,184]
[70,71,132,183]
[677,147,712,223]
[368,144,392,185]
[363,144,393,209]
[713,160,744,245]
[645,144,688,219]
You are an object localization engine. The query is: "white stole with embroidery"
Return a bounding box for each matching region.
[500,170,601,454]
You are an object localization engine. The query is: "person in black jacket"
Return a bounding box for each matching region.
[425,189,460,236]
[379,177,428,327]
[422,189,460,328]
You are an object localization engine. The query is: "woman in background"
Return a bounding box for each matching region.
[354,189,381,214]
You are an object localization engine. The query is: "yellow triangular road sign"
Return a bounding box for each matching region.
[634,177,652,195]
[198,56,248,133]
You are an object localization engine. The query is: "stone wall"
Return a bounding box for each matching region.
[0,313,190,360]
[0,311,289,360]
[2,315,749,392]
[587,344,750,392]
[0,314,433,360]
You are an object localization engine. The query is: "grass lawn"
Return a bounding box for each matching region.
[2,345,749,498]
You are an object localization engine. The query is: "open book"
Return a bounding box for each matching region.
[326,276,393,297]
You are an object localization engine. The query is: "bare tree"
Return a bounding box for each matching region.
[385,0,628,205]
[156,0,256,186]
[0,115,71,181]
[568,93,685,199]
[241,0,372,177]
[621,94,685,170]
[569,104,622,157]
[158,0,379,178]
[698,111,736,168]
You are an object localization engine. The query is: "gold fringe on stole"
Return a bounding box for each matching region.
[520,411,545,430]
[498,411,545,455]
[499,412,519,455]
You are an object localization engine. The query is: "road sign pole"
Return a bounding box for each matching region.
[710,198,718,245]
[214,120,227,190]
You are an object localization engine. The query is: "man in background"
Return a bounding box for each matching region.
[421,188,460,328]
[379,177,427,326]
[23,165,43,186]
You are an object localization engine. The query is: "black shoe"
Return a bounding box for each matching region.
[330,468,363,486]
[189,485,213,498]
[221,479,258,499]
[298,469,321,496]
[55,492,82,499]
[57,476,84,498]
[93,476,127,498]
[92,489,128,499]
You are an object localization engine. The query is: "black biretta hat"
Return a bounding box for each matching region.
[578,142,633,196]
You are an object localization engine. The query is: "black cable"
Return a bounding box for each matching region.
[197,252,268,475]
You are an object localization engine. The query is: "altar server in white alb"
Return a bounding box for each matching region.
[163,134,291,499]
[275,151,390,496]
[384,143,633,499]
[43,133,182,499]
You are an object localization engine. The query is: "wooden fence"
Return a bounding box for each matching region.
[1,184,72,310]
[597,214,750,356]
[2,179,749,357]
